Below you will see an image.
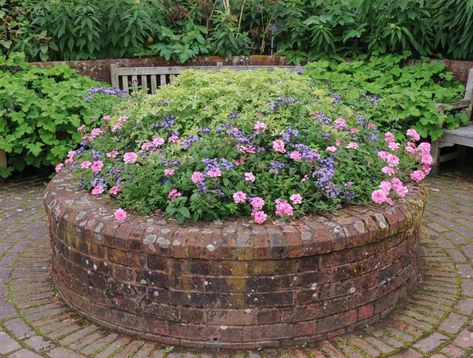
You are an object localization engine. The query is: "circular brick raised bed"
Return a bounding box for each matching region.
[44,173,427,349]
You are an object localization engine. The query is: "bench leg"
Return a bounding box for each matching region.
[0,150,6,168]
[431,140,440,174]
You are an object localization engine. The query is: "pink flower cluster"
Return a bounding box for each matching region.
[371,128,432,205]
[111,115,128,132]
[275,198,294,217]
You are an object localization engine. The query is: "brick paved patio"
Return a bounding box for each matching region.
[1,174,472,357]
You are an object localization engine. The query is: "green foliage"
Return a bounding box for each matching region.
[140,22,210,64]
[68,70,429,222]
[0,53,120,177]
[303,54,467,140]
[433,0,473,60]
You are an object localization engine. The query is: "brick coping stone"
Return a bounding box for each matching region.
[44,173,427,349]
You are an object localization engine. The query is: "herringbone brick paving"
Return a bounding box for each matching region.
[0,174,472,357]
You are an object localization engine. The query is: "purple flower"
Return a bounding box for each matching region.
[229,111,240,119]
[269,160,285,175]
[182,135,200,150]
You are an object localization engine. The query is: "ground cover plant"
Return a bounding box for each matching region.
[303,54,467,140]
[57,70,432,224]
[0,52,123,178]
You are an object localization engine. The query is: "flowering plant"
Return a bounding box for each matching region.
[56,70,432,224]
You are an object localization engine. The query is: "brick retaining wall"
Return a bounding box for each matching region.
[33,56,473,85]
[44,173,427,349]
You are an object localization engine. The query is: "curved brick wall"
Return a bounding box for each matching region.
[44,173,427,349]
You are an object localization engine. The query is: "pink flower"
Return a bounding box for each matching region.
[106,150,119,158]
[379,181,392,192]
[234,159,245,166]
[394,184,408,197]
[388,142,400,151]
[417,142,431,155]
[114,208,127,221]
[423,164,432,174]
[191,171,204,183]
[334,118,347,130]
[254,121,267,133]
[112,122,122,132]
[80,161,92,169]
[91,184,105,195]
[169,135,180,144]
[275,199,294,216]
[237,145,257,154]
[91,161,104,173]
[233,191,247,204]
[367,123,377,129]
[77,125,87,133]
[103,115,111,121]
[55,163,64,173]
[406,142,417,154]
[67,150,76,159]
[250,197,265,210]
[406,129,420,141]
[290,193,302,205]
[164,168,175,176]
[371,190,387,204]
[206,167,222,178]
[272,140,286,154]
[387,154,400,167]
[347,142,359,150]
[109,185,121,196]
[289,151,302,161]
[378,151,389,160]
[91,128,102,138]
[410,170,425,183]
[168,189,181,200]
[421,154,433,166]
[123,152,138,164]
[118,115,128,122]
[141,142,153,151]
[244,172,256,183]
[335,139,341,146]
[382,166,395,176]
[350,128,360,133]
[82,135,92,142]
[253,210,268,224]
[326,146,337,153]
[384,132,395,143]
[152,137,165,146]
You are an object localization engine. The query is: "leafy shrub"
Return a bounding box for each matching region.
[0,53,122,178]
[4,0,473,62]
[433,0,473,60]
[303,54,467,139]
[59,70,432,223]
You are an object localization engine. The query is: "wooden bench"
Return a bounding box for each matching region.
[110,62,304,94]
[432,68,473,173]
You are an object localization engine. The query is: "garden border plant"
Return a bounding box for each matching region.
[0,52,123,178]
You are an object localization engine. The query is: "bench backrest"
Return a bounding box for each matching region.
[110,63,304,94]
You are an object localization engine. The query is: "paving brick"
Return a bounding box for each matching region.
[8,349,42,358]
[3,318,35,339]
[453,328,473,349]
[413,332,449,353]
[24,335,54,352]
[438,313,468,335]
[48,347,86,358]
[0,331,21,354]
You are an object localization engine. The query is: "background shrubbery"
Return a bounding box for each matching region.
[0,53,121,178]
[1,0,473,63]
